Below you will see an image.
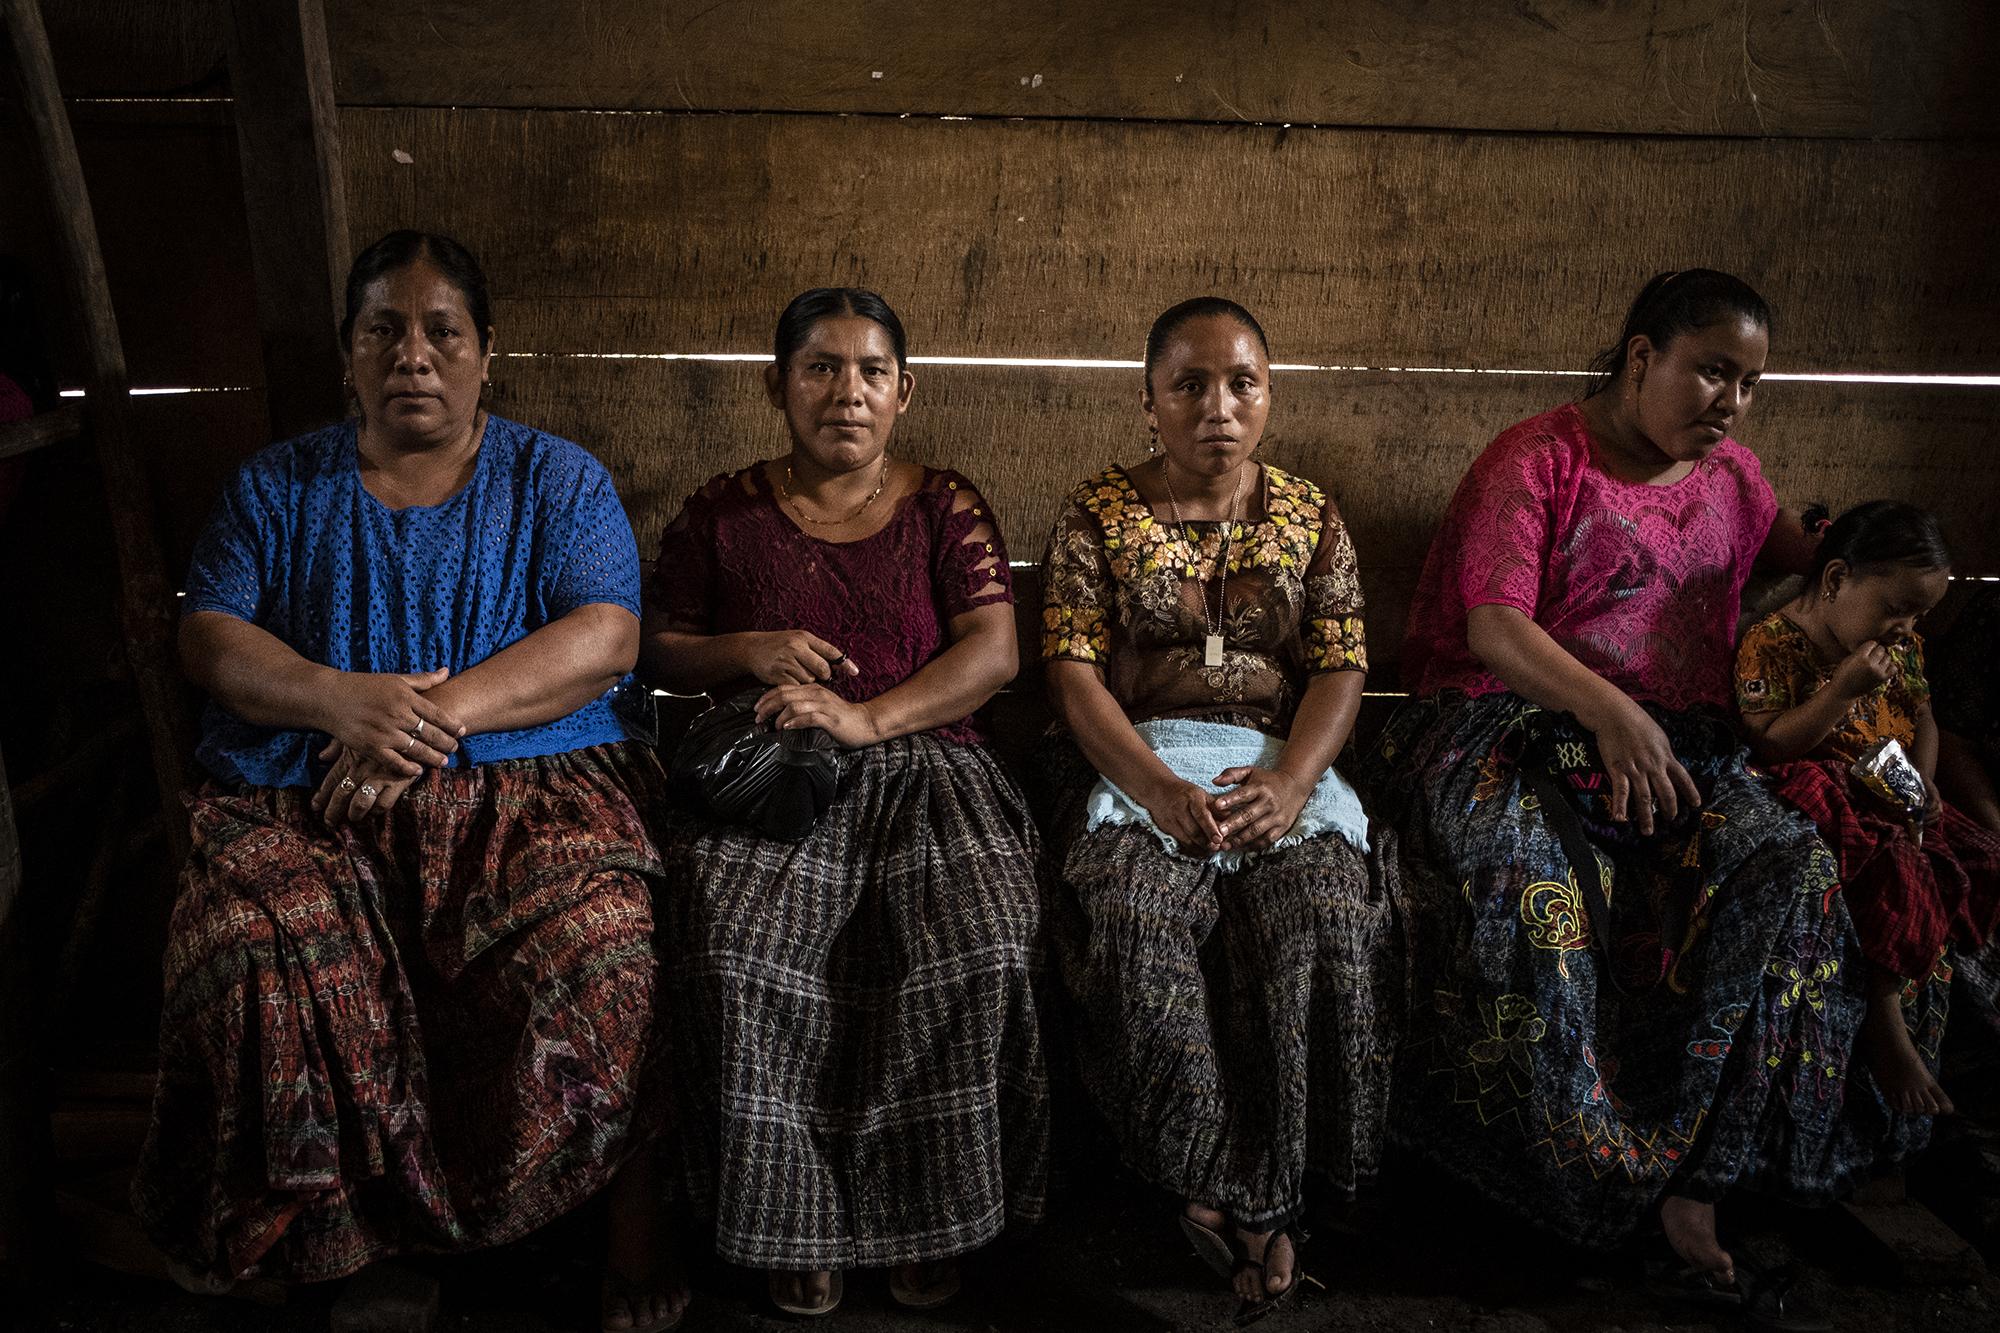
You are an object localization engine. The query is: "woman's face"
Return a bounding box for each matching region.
[1625,315,1767,463]
[1144,314,1270,480]
[764,314,913,472]
[345,259,492,445]
[1819,562,1950,654]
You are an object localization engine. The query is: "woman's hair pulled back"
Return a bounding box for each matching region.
[1586,268,1770,395]
[773,288,909,371]
[340,230,493,351]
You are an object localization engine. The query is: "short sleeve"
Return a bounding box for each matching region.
[1734,618,1803,716]
[1450,433,1557,617]
[933,473,1014,619]
[1303,500,1367,673]
[543,456,642,618]
[183,459,279,623]
[649,484,721,634]
[1040,491,1112,664]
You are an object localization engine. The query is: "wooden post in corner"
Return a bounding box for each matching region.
[223,0,350,441]
[1,0,194,864]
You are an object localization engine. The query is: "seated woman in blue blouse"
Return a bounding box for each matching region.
[132,231,685,1333]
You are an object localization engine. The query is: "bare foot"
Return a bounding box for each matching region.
[1660,1196,1733,1288]
[1185,1201,1227,1232]
[1233,1227,1295,1303]
[1862,993,1955,1116]
[769,1269,839,1313]
[602,1155,689,1331]
[889,1257,962,1309]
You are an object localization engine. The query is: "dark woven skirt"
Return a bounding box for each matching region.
[1040,735,1397,1228]
[1766,758,2000,981]
[1363,694,1934,1247]
[133,742,669,1284]
[656,734,1048,1270]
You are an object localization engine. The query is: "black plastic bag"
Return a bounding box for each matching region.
[669,687,841,840]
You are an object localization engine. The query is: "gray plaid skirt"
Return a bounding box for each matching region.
[656,734,1049,1269]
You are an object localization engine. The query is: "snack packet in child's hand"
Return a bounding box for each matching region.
[1853,738,1927,841]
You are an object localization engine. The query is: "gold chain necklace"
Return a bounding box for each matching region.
[1160,460,1245,668]
[781,454,890,526]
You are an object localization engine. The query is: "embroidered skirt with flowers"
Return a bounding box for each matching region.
[1039,729,1398,1228]
[1362,693,1934,1247]
[1766,758,2000,980]
[133,741,669,1285]
[656,734,1049,1271]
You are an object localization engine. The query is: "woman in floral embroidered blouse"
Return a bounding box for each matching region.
[1038,298,1393,1319]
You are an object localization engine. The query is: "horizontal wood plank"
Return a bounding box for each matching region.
[323,0,1998,140]
[482,358,2000,677]
[341,108,2000,376]
[35,0,223,97]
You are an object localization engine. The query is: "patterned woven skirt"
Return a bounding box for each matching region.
[133,742,669,1284]
[1364,694,1935,1247]
[1765,758,2000,981]
[1040,734,1397,1228]
[656,734,1048,1270]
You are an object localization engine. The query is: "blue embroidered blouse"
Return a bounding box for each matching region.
[184,416,643,787]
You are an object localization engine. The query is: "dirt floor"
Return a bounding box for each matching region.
[12,1150,1999,1333]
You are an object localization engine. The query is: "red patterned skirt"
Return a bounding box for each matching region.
[133,742,669,1284]
[1769,758,2000,980]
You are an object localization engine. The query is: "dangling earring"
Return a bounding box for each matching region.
[1147,424,1159,456]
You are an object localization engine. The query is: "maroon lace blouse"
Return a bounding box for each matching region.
[650,464,1013,743]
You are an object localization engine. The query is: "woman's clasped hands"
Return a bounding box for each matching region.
[310,667,468,823]
[1140,767,1312,857]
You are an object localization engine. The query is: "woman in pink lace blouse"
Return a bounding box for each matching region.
[640,289,1045,1318]
[1367,270,1901,1323]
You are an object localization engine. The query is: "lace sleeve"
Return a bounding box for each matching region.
[934,473,1014,618]
[1041,491,1112,663]
[545,458,642,618]
[183,459,276,623]
[1452,433,1557,615]
[648,482,720,634]
[1302,497,1367,674]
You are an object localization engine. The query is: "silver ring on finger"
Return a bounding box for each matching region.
[401,732,419,754]
[338,777,357,791]
[413,718,425,737]
[358,784,376,798]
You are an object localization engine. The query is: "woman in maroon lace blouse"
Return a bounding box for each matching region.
[641,289,1046,1317]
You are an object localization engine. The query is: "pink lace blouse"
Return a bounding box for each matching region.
[1404,403,1778,712]
[650,464,1013,743]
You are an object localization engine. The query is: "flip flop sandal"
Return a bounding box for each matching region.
[1644,1258,1743,1312]
[768,1268,843,1319]
[1232,1222,1307,1327]
[1179,1210,1238,1280]
[600,1268,687,1333]
[889,1260,962,1310]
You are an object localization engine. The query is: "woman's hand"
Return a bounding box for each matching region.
[312,741,420,824]
[1830,641,1893,700]
[754,683,882,748]
[319,667,466,776]
[1920,778,1944,826]
[1138,778,1226,856]
[745,631,864,686]
[1211,766,1310,853]
[1585,696,1701,837]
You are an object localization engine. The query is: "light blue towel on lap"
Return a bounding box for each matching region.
[1085,717,1370,870]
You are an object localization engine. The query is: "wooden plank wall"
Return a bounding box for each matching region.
[12,0,2000,685]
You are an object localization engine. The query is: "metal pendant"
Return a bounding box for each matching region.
[1205,634,1225,667]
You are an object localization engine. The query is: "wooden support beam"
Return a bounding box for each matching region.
[1,0,194,863]
[223,0,349,441]
[0,404,80,460]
